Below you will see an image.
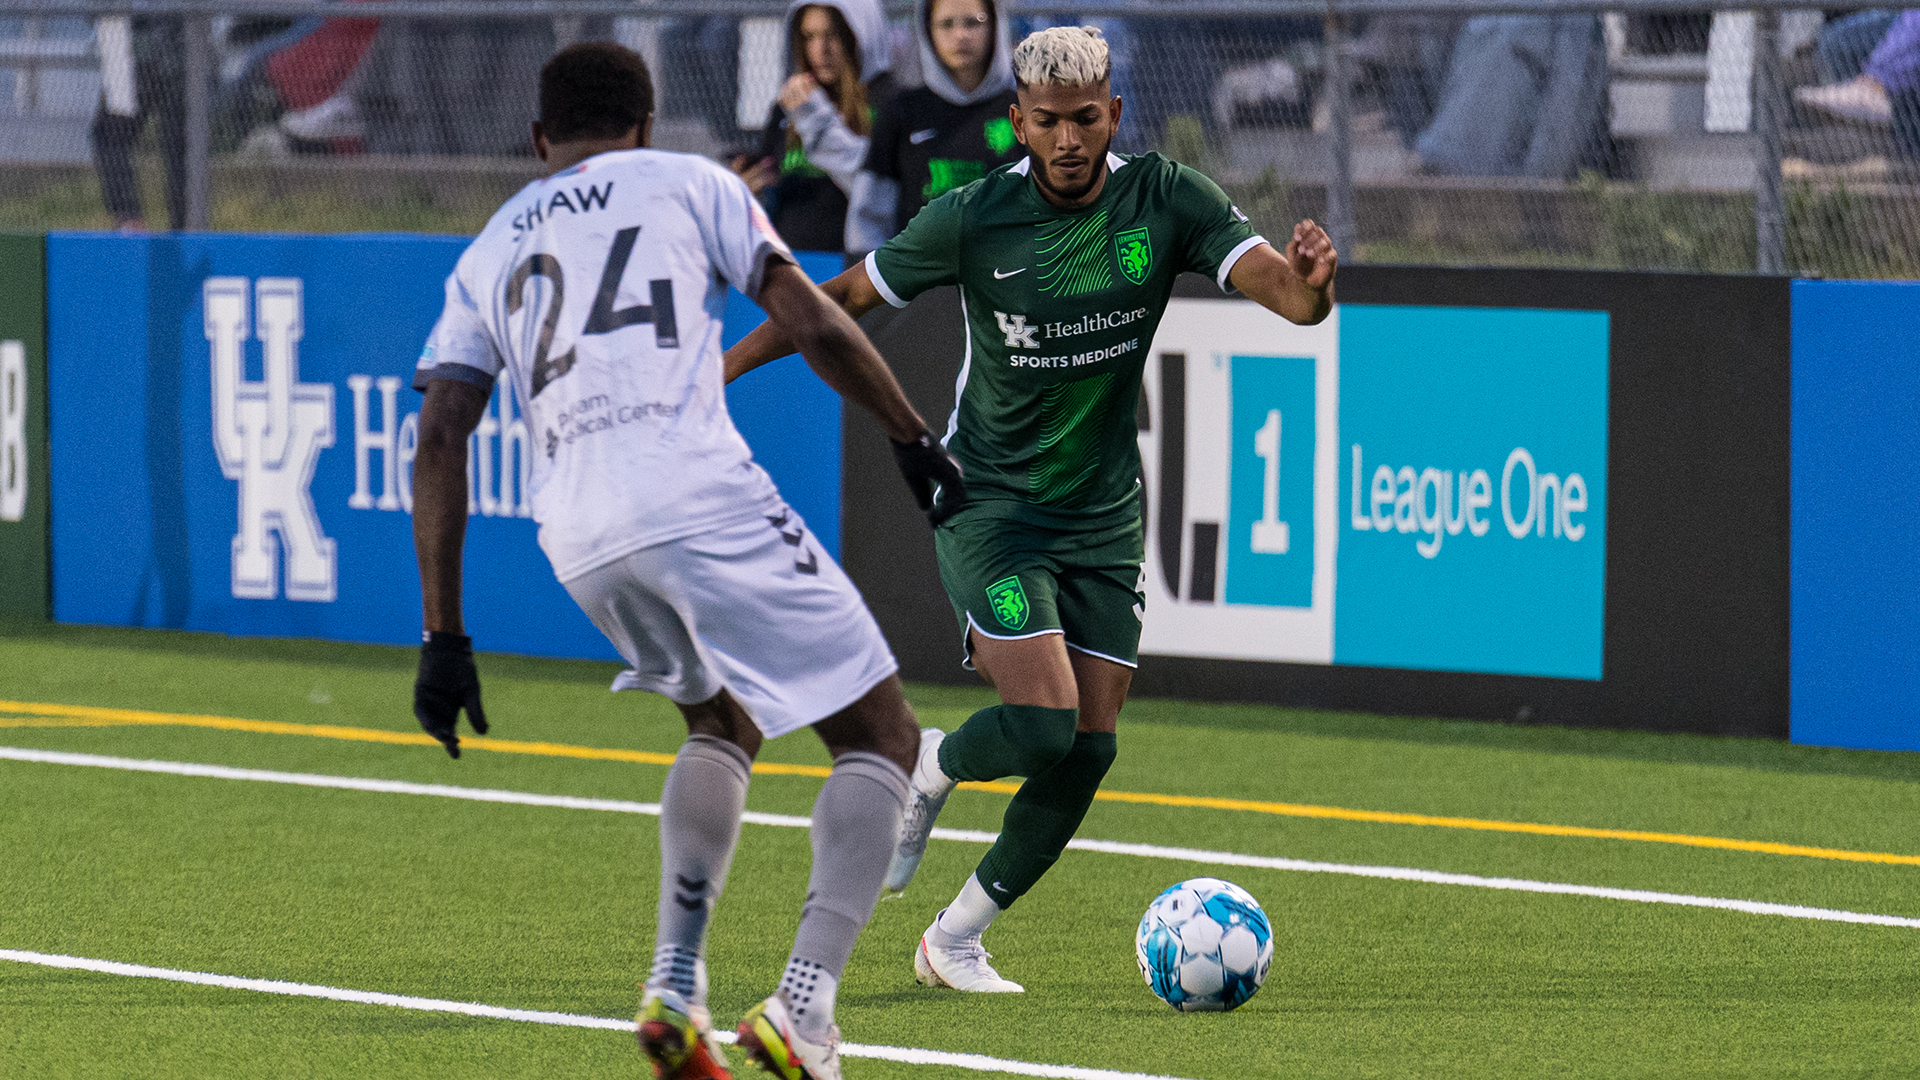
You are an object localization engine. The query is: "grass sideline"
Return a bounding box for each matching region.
[2,620,1918,1077]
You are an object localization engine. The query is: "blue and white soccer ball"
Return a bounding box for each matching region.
[1134,877,1274,1012]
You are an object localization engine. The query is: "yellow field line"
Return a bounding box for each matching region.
[4,698,1916,868]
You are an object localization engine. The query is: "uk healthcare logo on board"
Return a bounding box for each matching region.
[48,235,843,659]
[1139,300,1608,680]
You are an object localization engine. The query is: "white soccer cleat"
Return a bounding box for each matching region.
[915,920,1025,993]
[736,992,841,1080]
[885,727,957,893]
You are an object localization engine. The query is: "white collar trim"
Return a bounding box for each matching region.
[1010,152,1125,180]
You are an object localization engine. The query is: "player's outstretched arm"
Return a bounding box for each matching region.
[754,259,968,523]
[724,259,889,384]
[1229,219,1338,326]
[412,378,492,757]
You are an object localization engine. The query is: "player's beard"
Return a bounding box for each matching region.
[1028,143,1108,204]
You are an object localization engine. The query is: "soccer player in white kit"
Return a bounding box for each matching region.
[408,44,967,1080]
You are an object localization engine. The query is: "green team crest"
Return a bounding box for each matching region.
[1115,227,1153,285]
[986,575,1030,630]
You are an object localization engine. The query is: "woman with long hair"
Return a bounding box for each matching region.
[847,0,1019,255]
[733,0,895,253]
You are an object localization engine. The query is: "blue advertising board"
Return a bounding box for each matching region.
[1334,307,1608,679]
[47,233,842,659]
[1791,279,1920,752]
[1139,300,1608,680]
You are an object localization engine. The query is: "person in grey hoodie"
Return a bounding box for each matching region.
[733,0,895,253]
[847,0,1018,255]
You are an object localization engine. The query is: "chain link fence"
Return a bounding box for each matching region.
[2,0,1916,276]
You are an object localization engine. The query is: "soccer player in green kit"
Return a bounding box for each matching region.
[725,24,1337,994]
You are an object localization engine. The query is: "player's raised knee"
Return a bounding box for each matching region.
[999,703,1079,775]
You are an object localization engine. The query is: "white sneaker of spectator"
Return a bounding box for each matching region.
[1794,75,1893,126]
[281,91,366,141]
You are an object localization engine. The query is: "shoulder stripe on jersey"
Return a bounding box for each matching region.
[1217,235,1268,293]
[864,250,910,309]
[415,362,496,394]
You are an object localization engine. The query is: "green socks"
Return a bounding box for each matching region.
[936,703,1079,783]
[971,731,1118,907]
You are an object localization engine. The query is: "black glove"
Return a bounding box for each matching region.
[891,433,968,526]
[414,631,488,758]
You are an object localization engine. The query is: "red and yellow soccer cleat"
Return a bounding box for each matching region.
[637,988,733,1080]
[735,993,842,1080]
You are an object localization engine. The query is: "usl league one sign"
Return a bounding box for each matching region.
[1137,299,1608,681]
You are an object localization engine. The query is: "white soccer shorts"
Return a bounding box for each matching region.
[563,506,899,739]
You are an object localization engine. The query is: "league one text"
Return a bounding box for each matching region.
[206,276,528,604]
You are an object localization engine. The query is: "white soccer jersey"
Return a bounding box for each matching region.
[416,148,795,582]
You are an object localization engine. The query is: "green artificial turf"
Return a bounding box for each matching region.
[1,620,1917,1078]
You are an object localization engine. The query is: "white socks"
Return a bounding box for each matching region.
[649,943,702,1003]
[931,874,1003,943]
[779,956,839,1042]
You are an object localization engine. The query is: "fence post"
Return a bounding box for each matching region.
[1323,6,1358,259]
[183,11,212,230]
[1753,7,1785,274]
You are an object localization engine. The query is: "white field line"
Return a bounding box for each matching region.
[0,949,1190,1080]
[6,746,1919,932]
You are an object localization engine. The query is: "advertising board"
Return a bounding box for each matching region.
[0,233,48,619]
[846,267,1788,736]
[46,233,841,658]
[1139,300,1609,680]
[1791,279,1920,752]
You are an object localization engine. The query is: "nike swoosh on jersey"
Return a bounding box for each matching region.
[993,267,1027,279]
[909,128,938,144]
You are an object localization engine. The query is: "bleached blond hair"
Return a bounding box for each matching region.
[1012,25,1110,89]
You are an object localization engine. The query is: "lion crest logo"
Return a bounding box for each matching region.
[1115,227,1153,285]
[986,575,1030,630]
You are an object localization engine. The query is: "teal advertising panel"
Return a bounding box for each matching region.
[0,233,48,620]
[1223,355,1316,609]
[1334,307,1609,679]
[1138,300,1608,680]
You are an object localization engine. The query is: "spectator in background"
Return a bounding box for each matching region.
[734,0,895,254]
[849,0,1017,255]
[90,16,186,230]
[1798,10,1920,161]
[1347,15,1464,150]
[266,0,385,148]
[1413,14,1609,180]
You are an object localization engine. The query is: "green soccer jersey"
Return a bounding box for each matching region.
[867,151,1263,527]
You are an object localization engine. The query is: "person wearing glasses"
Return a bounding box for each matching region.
[846,0,1020,256]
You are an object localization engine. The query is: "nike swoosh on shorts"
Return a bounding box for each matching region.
[910,128,938,144]
[993,267,1026,279]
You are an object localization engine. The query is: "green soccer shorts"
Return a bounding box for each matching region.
[933,503,1146,668]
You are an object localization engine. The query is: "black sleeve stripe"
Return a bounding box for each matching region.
[414,363,496,393]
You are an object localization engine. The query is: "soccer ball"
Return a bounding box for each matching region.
[1134,877,1274,1012]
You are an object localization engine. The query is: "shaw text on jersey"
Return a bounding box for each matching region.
[512,182,615,237]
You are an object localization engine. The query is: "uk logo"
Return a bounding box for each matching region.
[205,277,337,601]
[996,311,1038,349]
